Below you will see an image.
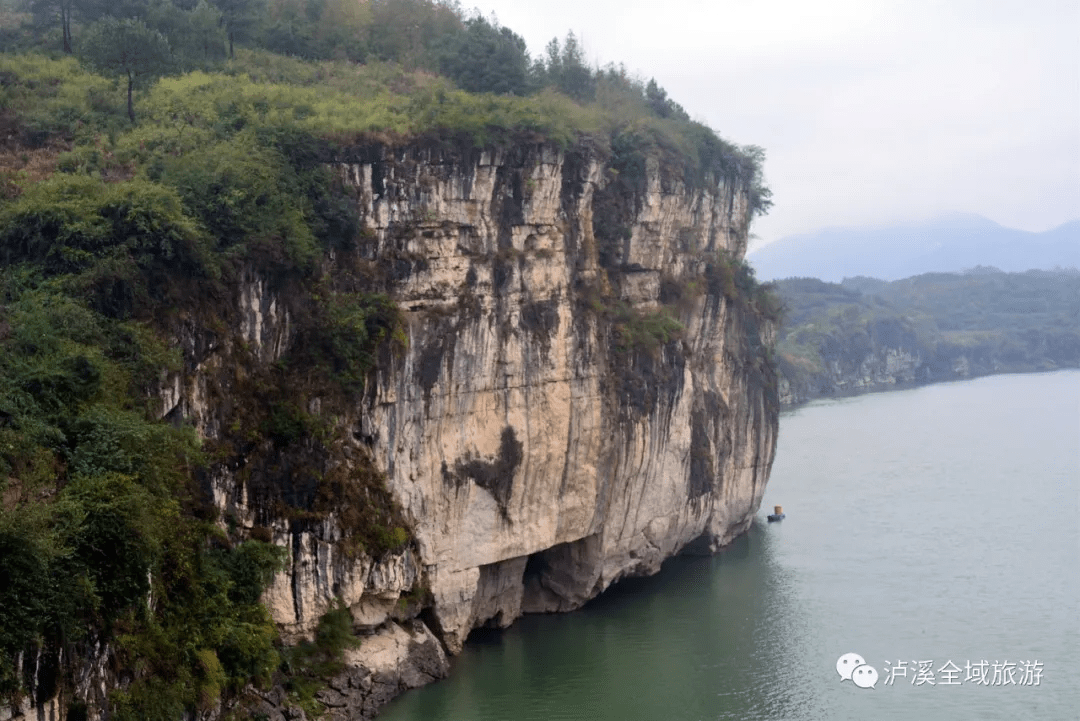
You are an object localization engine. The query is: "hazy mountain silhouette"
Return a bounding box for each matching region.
[747,213,1080,282]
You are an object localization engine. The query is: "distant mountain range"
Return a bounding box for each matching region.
[747,213,1080,282]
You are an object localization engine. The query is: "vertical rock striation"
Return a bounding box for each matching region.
[145,140,777,719]
[339,142,778,655]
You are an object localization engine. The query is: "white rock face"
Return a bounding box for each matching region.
[259,524,419,639]
[337,143,777,653]
[146,141,777,717]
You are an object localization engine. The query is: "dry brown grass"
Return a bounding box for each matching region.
[0,112,68,198]
[0,111,139,197]
[0,143,67,195]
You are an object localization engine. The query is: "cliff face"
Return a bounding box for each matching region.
[776,317,926,406]
[341,144,776,653]
[28,142,776,721]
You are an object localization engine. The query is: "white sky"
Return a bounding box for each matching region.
[462,0,1080,249]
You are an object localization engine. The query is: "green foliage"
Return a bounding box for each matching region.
[437,15,533,96]
[0,175,212,317]
[293,289,403,393]
[107,535,285,721]
[707,250,785,323]
[144,0,227,70]
[25,0,77,53]
[211,0,265,57]
[64,472,160,614]
[79,17,174,82]
[213,540,289,606]
[259,401,303,446]
[0,53,125,145]
[841,269,1080,334]
[312,455,411,560]
[195,647,227,709]
[613,304,684,353]
[120,66,595,151]
[4,4,771,205]
[365,0,462,68]
[0,272,284,717]
[3,1,772,215]
[222,47,413,91]
[542,33,595,103]
[255,0,355,62]
[281,599,359,713]
[773,270,1080,400]
[160,135,319,268]
[379,525,410,551]
[0,506,68,694]
[643,78,688,120]
[0,61,371,278]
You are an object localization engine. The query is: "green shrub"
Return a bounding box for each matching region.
[108,534,286,721]
[614,304,684,352]
[65,472,159,617]
[374,526,410,553]
[161,135,318,268]
[281,599,360,713]
[0,511,60,694]
[214,540,289,607]
[0,273,283,716]
[195,648,227,709]
[705,250,783,321]
[291,290,403,393]
[109,676,189,721]
[0,176,212,316]
[0,53,125,144]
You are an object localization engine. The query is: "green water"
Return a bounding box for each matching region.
[380,370,1080,720]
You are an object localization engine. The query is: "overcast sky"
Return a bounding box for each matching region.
[463,0,1079,249]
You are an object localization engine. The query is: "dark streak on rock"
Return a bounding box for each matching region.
[452,426,523,521]
[519,298,559,353]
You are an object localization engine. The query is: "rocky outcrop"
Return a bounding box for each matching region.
[0,639,112,721]
[21,141,774,721]
[775,316,1078,407]
[776,317,927,405]
[337,144,777,658]
[246,622,449,721]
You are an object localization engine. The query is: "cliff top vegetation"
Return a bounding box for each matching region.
[1,0,772,211]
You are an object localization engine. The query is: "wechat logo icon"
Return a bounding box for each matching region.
[837,652,878,689]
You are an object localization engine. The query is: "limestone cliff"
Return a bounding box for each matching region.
[7,141,776,721]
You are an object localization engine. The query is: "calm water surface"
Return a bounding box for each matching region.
[380,371,1080,720]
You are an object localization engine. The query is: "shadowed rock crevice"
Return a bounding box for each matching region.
[688,409,716,499]
[470,556,529,629]
[521,534,604,613]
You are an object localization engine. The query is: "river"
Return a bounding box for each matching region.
[379,370,1080,720]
